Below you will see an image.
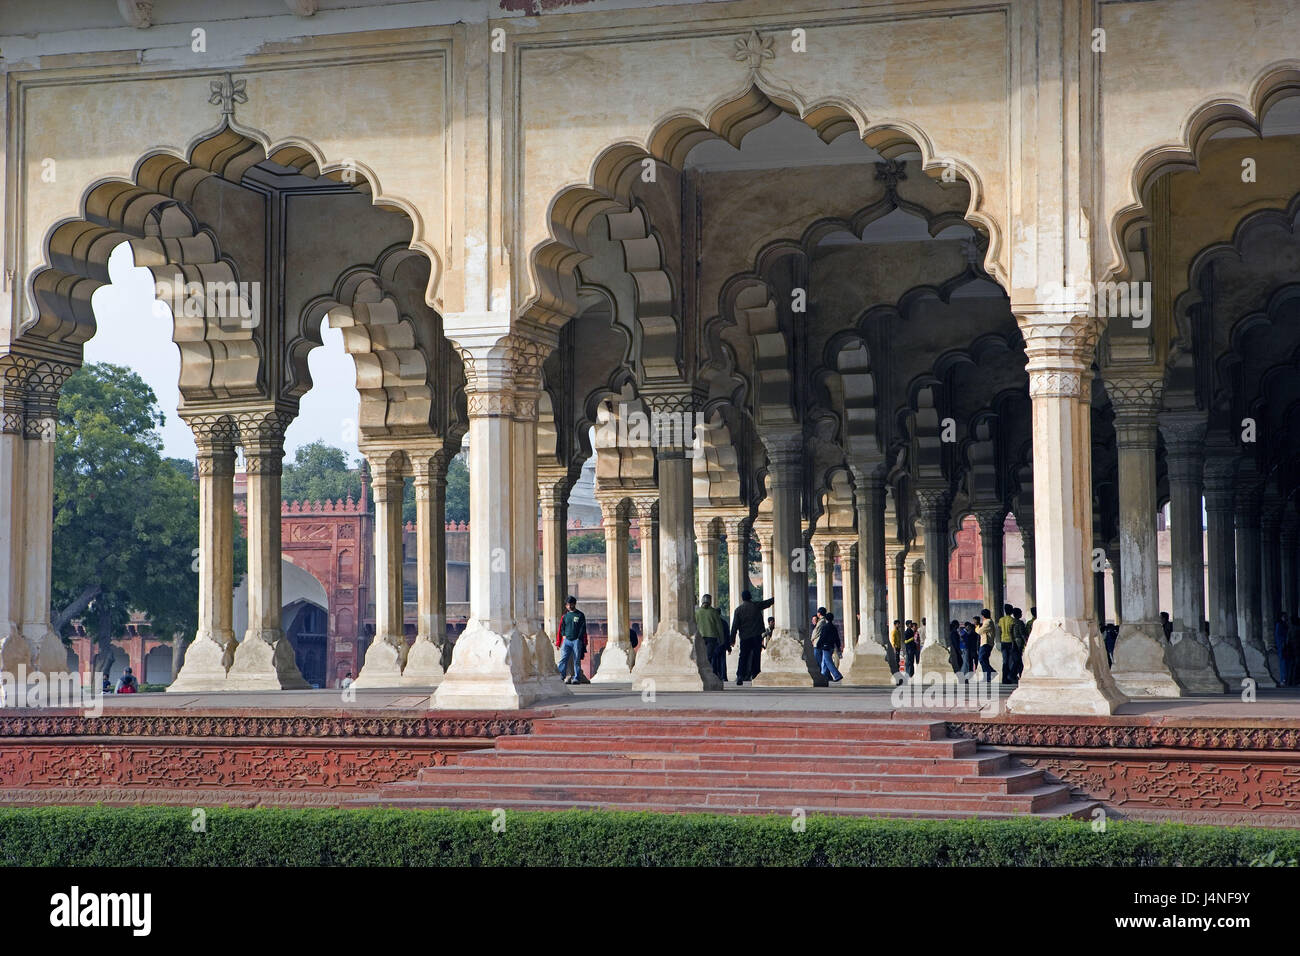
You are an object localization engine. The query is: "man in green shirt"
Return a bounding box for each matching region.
[695,594,728,682]
[557,595,588,684]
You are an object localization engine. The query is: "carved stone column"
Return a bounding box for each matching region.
[754,430,820,686]
[1261,492,1284,682]
[1158,413,1225,692]
[354,452,407,687]
[1204,454,1249,683]
[1019,516,1038,614]
[695,518,719,605]
[1282,514,1299,621]
[629,390,719,691]
[916,486,954,674]
[228,408,309,689]
[1007,316,1125,715]
[906,560,924,625]
[633,496,659,637]
[843,469,893,683]
[402,447,451,685]
[21,369,71,673]
[592,497,635,682]
[838,541,858,647]
[1108,378,1184,697]
[170,417,239,692]
[975,509,1005,676]
[721,512,750,676]
[435,334,569,708]
[812,536,835,616]
[0,364,29,675]
[756,521,774,600]
[1235,481,1278,684]
[539,469,573,665]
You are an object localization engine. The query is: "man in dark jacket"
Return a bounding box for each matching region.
[556,596,587,684]
[730,590,775,685]
[813,609,843,683]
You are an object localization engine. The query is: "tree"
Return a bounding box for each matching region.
[568,532,606,554]
[51,364,224,675]
[281,441,362,504]
[445,453,469,524]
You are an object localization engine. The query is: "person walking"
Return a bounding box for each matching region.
[977,608,996,683]
[1103,622,1119,666]
[889,619,903,674]
[695,593,729,683]
[813,609,844,683]
[556,595,587,684]
[115,666,138,694]
[960,619,979,676]
[1011,607,1028,681]
[730,589,775,684]
[947,619,963,673]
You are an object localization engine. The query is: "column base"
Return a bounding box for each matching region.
[918,639,954,675]
[23,627,67,675]
[629,625,720,692]
[840,639,896,686]
[1240,635,1279,687]
[1208,634,1249,684]
[590,639,636,683]
[523,624,570,699]
[167,631,235,692]
[354,635,407,688]
[1006,618,1128,716]
[432,620,569,709]
[752,628,822,687]
[1111,622,1186,698]
[226,630,310,690]
[0,624,32,675]
[1167,631,1227,693]
[398,637,446,686]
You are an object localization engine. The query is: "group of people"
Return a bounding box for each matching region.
[889,604,1034,685]
[695,591,844,685]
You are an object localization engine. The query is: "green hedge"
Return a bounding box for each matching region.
[2,806,1300,866]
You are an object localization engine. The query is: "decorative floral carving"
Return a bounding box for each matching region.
[733,30,775,73]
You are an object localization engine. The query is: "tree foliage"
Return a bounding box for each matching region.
[52,364,218,670]
[281,441,362,504]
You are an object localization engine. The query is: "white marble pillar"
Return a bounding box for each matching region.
[757,523,774,600]
[838,542,858,646]
[592,498,635,682]
[0,369,30,675]
[355,454,407,687]
[813,537,835,615]
[754,431,819,686]
[20,379,67,673]
[634,496,659,638]
[1019,519,1038,614]
[843,470,893,683]
[1007,317,1125,715]
[539,470,572,665]
[917,488,954,673]
[402,448,450,685]
[1108,379,1184,697]
[435,335,569,708]
[1158,414,1225,692]
[722,513,749,677]
[1282,516,1299,621]
[1235,484,1278,684]
[228,409,309,689]
[907,560,924,624]
[696,518,719,606]
[1203,456,1250,682]
[629,391,718,691]
[1261,493,1284,682]
[976,510,1005,676]
[170,420,238,691]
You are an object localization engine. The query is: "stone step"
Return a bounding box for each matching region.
[530,716,949,741]
[445,749,1012,776]
[405,764,1049,794]
[347,794,1099,819]
[493,734,979,759]
[365,779,1074,813]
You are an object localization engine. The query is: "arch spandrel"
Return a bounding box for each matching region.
[519,13,1012,324]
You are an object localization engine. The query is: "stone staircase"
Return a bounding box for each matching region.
[350,713,1097,819]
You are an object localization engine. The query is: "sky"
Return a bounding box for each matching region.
[87,242,363,466]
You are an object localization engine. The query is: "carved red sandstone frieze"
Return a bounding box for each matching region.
[946,720,1300,751]
[0,712,533,740]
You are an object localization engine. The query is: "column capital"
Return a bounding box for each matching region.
[185,412,240,449]
[1158,410,1207,451]
[1106,375,1164,448]
[598,495,630,527]
[1203,455,1239,512]
[630,494,659,522]
[235,406,294,470]
[721,512,750,536]
[836,539,858,564]
[974,508,1006,538]
[914,484,952,520]
[760,429,804,478]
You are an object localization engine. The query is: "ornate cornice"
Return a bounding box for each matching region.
[947,719,1300,752]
